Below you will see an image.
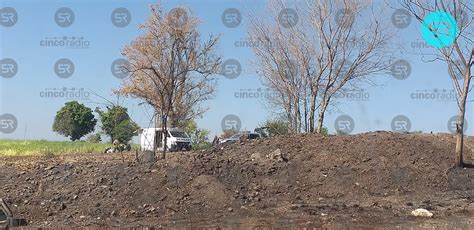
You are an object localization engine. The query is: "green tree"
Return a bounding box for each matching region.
[258,119,289,137]
[95,105,139,143]
[320,127,328,135]
[336,130,347,136]
[86,133,102,143]
[52,101,97,141]
[181,120,210,144]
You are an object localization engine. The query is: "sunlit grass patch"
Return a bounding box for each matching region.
[0,140,113,156]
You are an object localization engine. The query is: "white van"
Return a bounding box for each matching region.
[140,128,192,152]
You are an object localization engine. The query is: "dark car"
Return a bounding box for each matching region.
[220,133,261,144]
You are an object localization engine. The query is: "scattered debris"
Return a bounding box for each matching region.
[411,208,433,218]
[138,151,156,163]
[267,148,288,162]
[0,199,28,228]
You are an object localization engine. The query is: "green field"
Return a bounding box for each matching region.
[0,140,116,156]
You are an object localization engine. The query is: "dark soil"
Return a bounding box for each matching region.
[1,132,473,229]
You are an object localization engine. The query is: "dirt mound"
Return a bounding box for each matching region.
[0,132,473,228]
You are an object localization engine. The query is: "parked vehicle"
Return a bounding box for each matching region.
[139,128,192,152]
[220,132,261,144]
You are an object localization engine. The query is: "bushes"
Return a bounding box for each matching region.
[95,105,139,144]
[86,133,102,143]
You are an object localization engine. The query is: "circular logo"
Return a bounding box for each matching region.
[111,58,130,79]
[0,58,18,78]
[55,7,74,27]
[391,115,411,133]
[334,115,355,134]
[421,11,458,48]
[0,113,18,134]
[391,59,411,80]
[168,7,188,29]
[222,8,242,28]
[335,8,354,28]
[278,8,298,28]
[447,115,468,134]
[391,9,412,29]
[0,7,18,27]
[221,59,242,79]
[111,7,131,28]
[54,58,75,78]
[221,114,242,132]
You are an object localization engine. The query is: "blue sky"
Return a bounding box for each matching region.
[0,0,472,141]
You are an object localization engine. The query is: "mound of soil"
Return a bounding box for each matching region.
[0,132,473,228]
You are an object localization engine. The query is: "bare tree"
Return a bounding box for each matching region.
[116,4,221,159]
[399,0,473,167]
[308,0,393,133]
[247,3,311,133]
[248,0,393,133]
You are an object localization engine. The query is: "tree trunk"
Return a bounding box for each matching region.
[455,117,464,167]
[161,115,167,160]
[153,111,158,156]
[316,109,325,133]
[304,97,308,133]
[286,99,293,133]
[316,100,328,134]
[309,93,317,132]
[455,67,471,167]
[295,97,302,133]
